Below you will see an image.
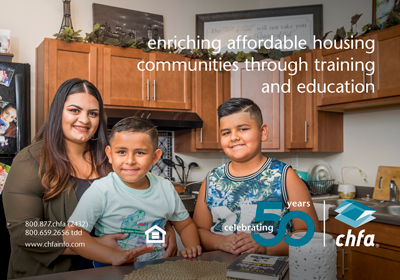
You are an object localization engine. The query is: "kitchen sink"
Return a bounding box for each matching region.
[373,204,400,216]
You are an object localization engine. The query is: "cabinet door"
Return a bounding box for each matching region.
[47,39,99,107]
[102,46,150,107]
[231,60,283,150]
[316,42,371,106]
[148,52,191,110]
[193,66,225,150]
[284,51,314,150]
[370,25,400,99]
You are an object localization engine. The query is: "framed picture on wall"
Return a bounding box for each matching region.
[92,3,164,42]
[373,0,400,26]
[196,5,322,56]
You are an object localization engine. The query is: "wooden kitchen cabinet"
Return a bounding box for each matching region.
[231,59,284,151]
[102,47,191,110]
[147,52,191,110]
[174,64,230,152]
[315,36,372,106]
[370,25,400,99]
[320,217,400,280]
[36,39,193,133]
[316,25,400,111]
[284,51,343,152]
[102,45,149,107]
[36,38,100,130]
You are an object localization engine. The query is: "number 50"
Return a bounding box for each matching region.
[251,201,315,247]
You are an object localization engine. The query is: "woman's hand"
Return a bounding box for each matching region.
[110,245,155,266]
[163,223,177,258]
[216,234,239,254]
[231,232,267,254]
[94,233,129,251]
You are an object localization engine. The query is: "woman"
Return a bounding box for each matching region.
[3,79,176,279]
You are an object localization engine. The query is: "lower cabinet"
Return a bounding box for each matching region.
[320,217,400,280]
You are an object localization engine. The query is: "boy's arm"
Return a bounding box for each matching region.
[192,179,238,254]
[171,217,202,258]
[63,223,154,265]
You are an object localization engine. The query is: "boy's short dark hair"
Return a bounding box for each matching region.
[110,117,158,150]
[217,98,263,127]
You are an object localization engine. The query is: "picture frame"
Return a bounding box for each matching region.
[373,0,400,26]
[196,5,322,56]
[92,3,164,42]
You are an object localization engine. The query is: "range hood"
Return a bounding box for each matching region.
[104,108,203,131]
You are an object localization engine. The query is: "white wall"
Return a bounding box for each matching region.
[2,0,398,187]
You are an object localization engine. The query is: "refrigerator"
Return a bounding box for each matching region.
[0,62,31,278]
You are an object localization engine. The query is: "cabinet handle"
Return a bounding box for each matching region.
[341,250,349,276]
[147,112,151,119]
[200,128,203,143]
[153,80,156,101]
[305,121,308,142]
[146,79,150,100]
[363,69,366,87]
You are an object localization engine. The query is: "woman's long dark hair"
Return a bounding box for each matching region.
[34,78,112,201]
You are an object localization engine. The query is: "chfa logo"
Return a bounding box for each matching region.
[334,200,376,247]
[145,225,166,244]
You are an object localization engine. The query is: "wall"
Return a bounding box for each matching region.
[2,0,398,187]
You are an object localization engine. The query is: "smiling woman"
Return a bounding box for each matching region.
[2,79,177,279]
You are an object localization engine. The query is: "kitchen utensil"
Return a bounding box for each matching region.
[338,184,356,199]
[307,160,334,182]
[306,179,335,195]
[186,162,199,183]
[162,159,183,183]
[175,155,185,184]
[373,166,400,201]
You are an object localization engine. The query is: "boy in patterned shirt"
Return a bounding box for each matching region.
[193,98,320,255]
[64,117,201,266]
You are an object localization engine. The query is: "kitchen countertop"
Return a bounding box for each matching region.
[19,250,346,280]
[313,198,400,226]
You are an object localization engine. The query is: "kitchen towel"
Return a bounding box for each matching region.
[313,203,335,221]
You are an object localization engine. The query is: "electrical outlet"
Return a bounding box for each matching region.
[292,154,298,169]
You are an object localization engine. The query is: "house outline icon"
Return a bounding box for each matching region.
[145,225,166,244]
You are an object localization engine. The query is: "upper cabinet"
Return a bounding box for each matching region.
[36,39,100,130]
[317,24,400,109]
[315,37,372,106]
[174,62,231,152]
[370,26,400,99]
[102,46,149,107]
[284,51,314,150]
[284,51,343,152]
[231,60,284,152]
[36,39,193,132]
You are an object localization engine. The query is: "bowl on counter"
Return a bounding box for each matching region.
[172,182,186,194]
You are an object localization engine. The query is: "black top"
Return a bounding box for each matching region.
[72,177,97,201]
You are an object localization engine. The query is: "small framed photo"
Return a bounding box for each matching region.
[373,0,400,26]
[0,63,14,87]
[0,29,11,53]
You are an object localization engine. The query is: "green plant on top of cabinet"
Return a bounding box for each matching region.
[230,59,284,152]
